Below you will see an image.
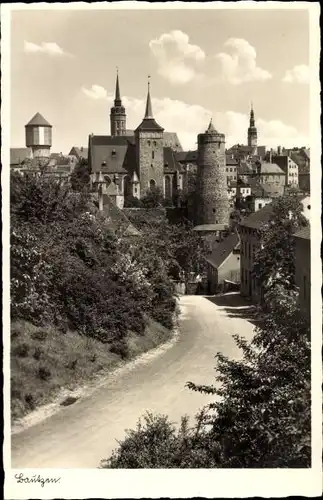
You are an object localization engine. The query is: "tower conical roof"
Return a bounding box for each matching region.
[206,118,217,133]
[115,70,121,105]
[144,79,153,119]
[136,77,164,132]
[249,103,255,127]
[26,112,52,127]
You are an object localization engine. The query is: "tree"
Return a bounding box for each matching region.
[253,194,308,292]
[123,195,144,208]
[141,187,164,208]
[70,158,91,192]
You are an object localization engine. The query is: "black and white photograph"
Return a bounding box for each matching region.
[2,2,322,498]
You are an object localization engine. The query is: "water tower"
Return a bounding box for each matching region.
[25,112,52,158]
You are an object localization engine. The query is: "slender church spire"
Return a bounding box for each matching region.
[110,68,126,136]
[247,101,257,153]
[114,68,121,106]
[249,101,255,127]
[144,76,153,119]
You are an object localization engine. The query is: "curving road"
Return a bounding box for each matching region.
[11,293,255,468]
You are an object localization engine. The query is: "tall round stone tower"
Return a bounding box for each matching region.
[196,119,230,228]
[25,112,52,158]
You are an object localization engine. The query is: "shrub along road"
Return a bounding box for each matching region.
[11,293,255,468]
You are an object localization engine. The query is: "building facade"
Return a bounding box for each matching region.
[294,226,310,319]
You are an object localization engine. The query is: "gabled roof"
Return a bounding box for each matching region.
[294,225,310,240]
[164,147,184,173]
[240,203,273,229]
[10,147,31,165]
[163,132,183,151]
[26,112,52,127]
[89,134,136,175]
[206,233,240,268]
[226,155,239,166]
[176,150,198,163]
[101,194,141,236]
[260,162,284,174]
[69,147,89,159]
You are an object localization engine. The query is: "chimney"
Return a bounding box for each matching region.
[269,149,273,163]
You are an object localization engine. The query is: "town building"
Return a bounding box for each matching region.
[205,232,240,294]
[88,75,186,209]
[239,204,274,302]
[272,154,299,188]
[294,225,310,319]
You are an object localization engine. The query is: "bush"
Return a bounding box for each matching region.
[13,342,30,358]
[38,366,52,381]
[101,412,215,469]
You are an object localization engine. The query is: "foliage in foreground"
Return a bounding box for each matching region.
[10,173,177,341]
[102,286,311,468]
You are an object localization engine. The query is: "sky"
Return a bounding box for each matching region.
[9,6,311,153]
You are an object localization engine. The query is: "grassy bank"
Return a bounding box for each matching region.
[11,319,173,423]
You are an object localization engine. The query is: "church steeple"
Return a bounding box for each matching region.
[110,69,126,136]
[144,77,153,119]
[249,102,255,127]
[114,69,121,106]
[247,102,257,154]
[135,77,164,132]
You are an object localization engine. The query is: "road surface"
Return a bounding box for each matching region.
[11,293,255,468]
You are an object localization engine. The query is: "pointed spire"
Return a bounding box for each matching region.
[114,68,121,105]
[144,76,153,119]
[207,118,216,133]
[249,102,255,127]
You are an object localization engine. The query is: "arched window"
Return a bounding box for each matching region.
[149,179,156,189]
[104,175,112,186]
[165,176,171,199]
[152,151,155,159]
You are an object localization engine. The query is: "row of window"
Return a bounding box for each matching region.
[147,140,158,147]
[226,167,237,172]
[240,240,256,260]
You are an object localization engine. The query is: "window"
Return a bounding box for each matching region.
[111,149,116,157]
[152,151,155,159]
[153,141,157,146]
[148,141,151,146]
[258,203,262,209]
[230,168,232,172]
[226,168,228,172]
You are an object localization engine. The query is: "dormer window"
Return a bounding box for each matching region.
[101,161,107,167]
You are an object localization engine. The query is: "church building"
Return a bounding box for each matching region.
[88,74,186,208]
